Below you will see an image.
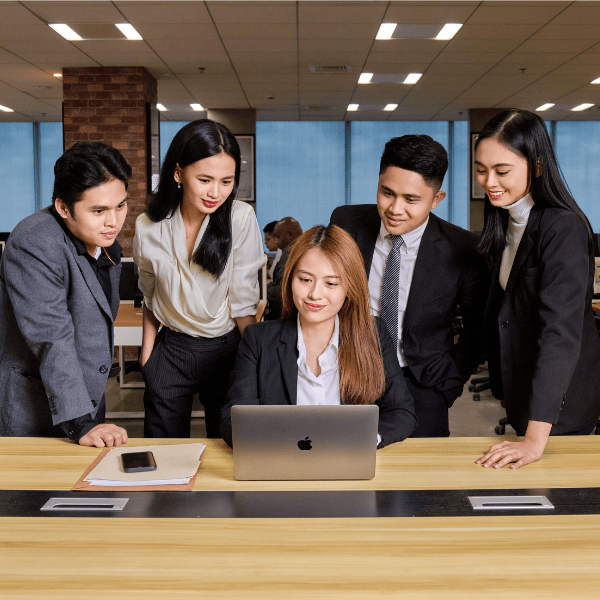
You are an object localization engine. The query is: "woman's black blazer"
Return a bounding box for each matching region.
[220,316,417,447]
[484,204,600,435]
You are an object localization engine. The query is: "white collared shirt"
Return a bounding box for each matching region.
[296,316,382,445]
[133,200,267,338]
[296,315,341,406]
[368,217,429,367]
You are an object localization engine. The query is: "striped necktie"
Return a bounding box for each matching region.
[380,234,404,349]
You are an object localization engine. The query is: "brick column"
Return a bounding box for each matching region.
[62,67,158,256]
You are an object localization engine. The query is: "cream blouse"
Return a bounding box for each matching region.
[133,201,267,338]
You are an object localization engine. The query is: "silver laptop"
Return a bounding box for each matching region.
[231,405,379,480]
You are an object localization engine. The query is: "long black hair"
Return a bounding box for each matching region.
[475,109,595,259]
[146,119,241,279]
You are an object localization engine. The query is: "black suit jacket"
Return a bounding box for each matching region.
[220,317,417,448]
[330,205,488,398]
[484,204,600,435]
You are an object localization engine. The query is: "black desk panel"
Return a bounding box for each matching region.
[1,488,600,518]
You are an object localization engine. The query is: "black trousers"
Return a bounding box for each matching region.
[142,326,240,438]
[403,367,451,438]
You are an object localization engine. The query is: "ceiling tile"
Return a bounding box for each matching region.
[454,23,541,40]
[372,39,445,54]
[467,3,567,24]
[135,24,220,41]
[382,3,478,24]
[216,24,297,39]
[0,2,45,25]
[299,23,379,39]
[116,1,213,24]
[23,1,123,23]
[207,2,297,24]
[229,52,298,65]
[300,39,372,53]
[223,39,297,53]
[532,23,600,40]
[298,2,387,24]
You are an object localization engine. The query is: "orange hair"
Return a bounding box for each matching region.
[281,224,385,404]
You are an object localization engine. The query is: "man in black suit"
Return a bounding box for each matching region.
[331,135,488,437]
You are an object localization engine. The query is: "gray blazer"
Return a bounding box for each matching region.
[0,207,121,436]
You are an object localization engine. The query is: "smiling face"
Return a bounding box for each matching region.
[54,178,127,256]
[291,248,348,330]
[376,166,445,236]
[175,152,236,219]
[475,137,531,207]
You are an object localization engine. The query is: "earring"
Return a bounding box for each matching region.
[177,182,181,189]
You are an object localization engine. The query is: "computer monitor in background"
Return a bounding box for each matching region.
[120,258,143,307]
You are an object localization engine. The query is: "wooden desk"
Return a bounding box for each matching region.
[2,437,600,598]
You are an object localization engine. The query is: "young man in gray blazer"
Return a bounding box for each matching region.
[0,142,131,447]
[331,135,488,437]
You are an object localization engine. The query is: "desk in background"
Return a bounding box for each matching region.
[114,303,144,389]
[2,436,600,598]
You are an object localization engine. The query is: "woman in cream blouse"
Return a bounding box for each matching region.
[133,119,266,438]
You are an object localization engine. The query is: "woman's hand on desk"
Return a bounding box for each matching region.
[476,421,552,469]
[79,424,129,448]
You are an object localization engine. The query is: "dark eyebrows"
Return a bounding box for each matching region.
[296,269,340,279]
[474,160,514,168]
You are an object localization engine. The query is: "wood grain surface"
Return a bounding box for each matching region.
[1,436,600,491]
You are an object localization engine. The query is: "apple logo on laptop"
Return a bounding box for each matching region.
[298,436,312,450]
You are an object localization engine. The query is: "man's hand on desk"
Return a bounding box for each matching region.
[79,424,129,448]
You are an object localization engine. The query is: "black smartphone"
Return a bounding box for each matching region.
[121,451,157,473]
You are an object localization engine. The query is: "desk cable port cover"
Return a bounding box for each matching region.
[41,497,129,511]
[469,495,554,510]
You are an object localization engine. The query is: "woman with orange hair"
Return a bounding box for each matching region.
[220,224,416,448]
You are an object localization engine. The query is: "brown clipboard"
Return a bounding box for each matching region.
[72,447,202,492]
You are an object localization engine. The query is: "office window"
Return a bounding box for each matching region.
[39,122,63,207]
[554,122,600,231]
[0,123,35,230]
[256,122,345,232]
[160,121,187,166]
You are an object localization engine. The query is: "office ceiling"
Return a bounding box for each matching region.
[1,0,600,122]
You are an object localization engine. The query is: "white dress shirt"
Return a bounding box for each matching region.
[296,315,341,406]
[295,315,381,445]
[133,200,267,338]
[499,193,534,290]
[368,217,429,367]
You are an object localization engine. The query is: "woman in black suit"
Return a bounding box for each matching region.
[220,224,417,448]
[474,109,600,469]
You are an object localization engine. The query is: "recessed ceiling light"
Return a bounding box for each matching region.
[347,104,359,111]
[156,104,167,112]
[436,24,463,40]
[49,24,82,41]
[384,104,398,111]
[0,105,14,112]
[53,73,62,78]
[572,103,594,111]
[404,73,422,84]
[190,103,204,111]
[536,103,555,111]
[376,23,396,39]
[591,77,600,84]
[358,73,373,84]
[115,23,143,40]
